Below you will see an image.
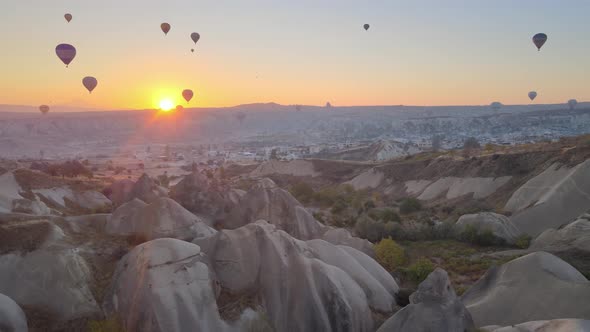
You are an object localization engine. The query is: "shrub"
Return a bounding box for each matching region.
[88,317,125,332]
[405,258,435,283]
[290,182,314,204]
[374,238,406,271]
[330,199,347,215]
[354,216,386,242]
[400,198,422,214]
[515,234,532,249]
[380,208,401,223]
[313,211,326,224]
[458,225,504,246]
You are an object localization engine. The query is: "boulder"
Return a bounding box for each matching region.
[482,319,590,332]
[103,238,234,332]
[462,252,590,327]
[531,212,590,253]
[0,219,64,254]
[196,221,398,332]
[0,293,28,332]
[106,197,215,241]
[222,178,325,240]
[377,268,474,332]
[321,228,374,256]
[455,212,522,244]
[0,246,100,321]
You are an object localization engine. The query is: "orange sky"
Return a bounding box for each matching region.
[1,1,589,110]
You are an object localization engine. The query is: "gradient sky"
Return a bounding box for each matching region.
[1,1,589,110]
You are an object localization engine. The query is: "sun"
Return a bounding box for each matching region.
[159,99,174,111]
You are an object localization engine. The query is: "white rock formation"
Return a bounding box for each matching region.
[482,319,590,332]
[106,197,215,241]
[455,212,522,244]
[462,252,590,327]
[222,178,325,240]
[377,268,474,332]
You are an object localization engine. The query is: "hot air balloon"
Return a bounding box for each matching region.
[295,105,302,112]
[176,105,184,112]
[490,102,502,111]
[568,99,578,111]
[39,105,50,115]
[182,89,194,103]
[191,48,195,53]
[191,32,200,44]
[528,91,537,101]
[161,23,171,35]
[532,33,547,51]
[82,76,98,94]
[55,44,76,67]
[326,102,332,108]
[363,24,370,31]
[64,13,72,23]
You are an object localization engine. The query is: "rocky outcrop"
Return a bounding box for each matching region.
[462,252,590,327]
[103,238,236,332]
[0,293,28,332]
[196,221,398,332]
[377,268,474,332]
[482,319,590,332]
[105,175,167,207]
[104,179,135,206]
[0,241,100,321]
[169,171,235,220]
[531,212,590,253]
[0,172,50,215]
[128,174,168,204]
[507,161,590,236]
[222,178,325,240]
[417,176,511,200]
[34,186,111,214]
[321,228,374,256]
[455,212,521,244]
[345,168,385,190]
[106,197,215,241]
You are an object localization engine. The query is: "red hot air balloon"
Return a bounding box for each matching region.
[182,89,194,103]
[161,23,171,35]
[176,105,184,111]
[55,44,76,67]
[64,13,72,23]
[82,76,98,94]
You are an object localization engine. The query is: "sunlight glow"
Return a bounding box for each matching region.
[159,99,174,111]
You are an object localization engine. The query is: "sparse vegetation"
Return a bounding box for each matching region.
[515,234,532,249]
[88,317,125,332]
[399,198,422,214]
[290,182,314,204]
[458,225,505,246]
[404,258,435,283]
[374,238,406,271]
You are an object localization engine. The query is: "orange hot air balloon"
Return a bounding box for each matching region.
[39,105,50,115]
[182,89,194,103]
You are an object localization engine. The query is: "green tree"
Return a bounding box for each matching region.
[400,198,422,214]
[374,238,406,271]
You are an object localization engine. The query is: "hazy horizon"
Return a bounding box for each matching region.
[2,1,590,110]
